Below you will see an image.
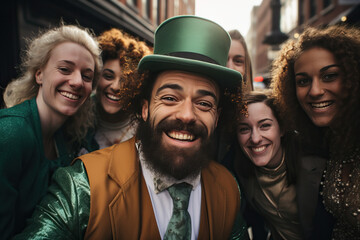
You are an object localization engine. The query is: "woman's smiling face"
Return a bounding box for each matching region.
[294,47,344,127]
[97,58,123,115]
[237,102,283,168]
[35,42,94,118]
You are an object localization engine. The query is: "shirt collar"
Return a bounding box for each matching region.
[136,142,201,194]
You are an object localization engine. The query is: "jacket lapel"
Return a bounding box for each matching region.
[199,166,227,239]
[297,155,326,236]
[107,138,160,239]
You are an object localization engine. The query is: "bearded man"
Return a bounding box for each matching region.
[15,16,248,240]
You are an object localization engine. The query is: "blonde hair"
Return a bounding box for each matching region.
[228,29,254,93]
[4,24,102,145]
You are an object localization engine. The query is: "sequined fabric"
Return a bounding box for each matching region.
[13,161,91,239]
[322,148,360,239]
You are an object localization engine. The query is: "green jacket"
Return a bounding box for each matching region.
[0,99,76,239]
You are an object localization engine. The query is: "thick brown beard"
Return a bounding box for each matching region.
[136,118,216,180]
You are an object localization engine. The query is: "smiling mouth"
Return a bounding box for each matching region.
[59,91,80,100]
[310,101,333,109]
[251,145,266,153]
[106,93,120,101]
[167,131,195,141]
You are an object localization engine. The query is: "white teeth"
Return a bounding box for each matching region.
[60,91,80,100]
[106,93,120,101]
[311,101,332,108]
[252,146,266,152]
[168,131,194,141]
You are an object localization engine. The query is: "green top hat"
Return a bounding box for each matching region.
[138,15,242,88]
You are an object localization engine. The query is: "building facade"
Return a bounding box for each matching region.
[247,0,359,87]
[1,0,195,107]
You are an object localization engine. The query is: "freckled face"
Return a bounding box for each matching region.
[294,47,344,127]
[141,70,220,152]
[237,102,283,168]
[35,42,95,118]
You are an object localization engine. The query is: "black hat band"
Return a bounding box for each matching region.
[168,52,219,65]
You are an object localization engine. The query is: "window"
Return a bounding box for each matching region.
[164,0,168,19]
[323,0,332,9]
[157,0,161,25]
[152,0,158,24]
[174,0,179,16]
[127,0,137,7]
[142,0,151,19]
[310,0,317,18]
[299,0,304,24]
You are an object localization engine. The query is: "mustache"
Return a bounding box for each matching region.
[154,119,208,139]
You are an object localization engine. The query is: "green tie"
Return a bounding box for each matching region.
[163,183,192,240]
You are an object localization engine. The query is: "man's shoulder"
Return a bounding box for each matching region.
[77,137,137,164]
[204,160,234,176]
[76,137,139,188]
[203,161,238,188]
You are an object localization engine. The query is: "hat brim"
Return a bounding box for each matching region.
[138,55,242,89]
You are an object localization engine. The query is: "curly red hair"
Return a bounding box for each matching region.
[97,28,152,111]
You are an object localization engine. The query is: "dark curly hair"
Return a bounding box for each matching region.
[97,28,152,114]
[271,24,360,156]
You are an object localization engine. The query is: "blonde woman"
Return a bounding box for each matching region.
[0,24,101,238]
[227,29,254,93]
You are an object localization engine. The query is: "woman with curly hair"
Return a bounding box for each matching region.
[234,91,301,239]
[0,24,101,238]
[83,28,151,150]
[223,90,333,239]
[272,24,360,239]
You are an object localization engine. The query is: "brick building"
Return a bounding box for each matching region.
[247,0,359,87]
